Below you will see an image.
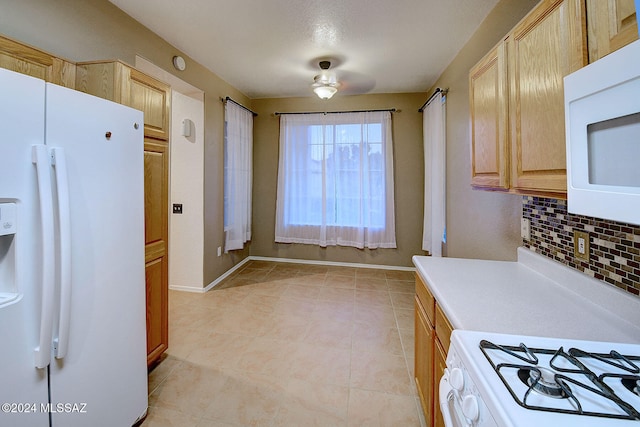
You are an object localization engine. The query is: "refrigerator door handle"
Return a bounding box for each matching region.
[32,145,55,369]
[51,147,71,359]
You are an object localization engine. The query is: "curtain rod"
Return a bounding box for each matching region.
[418,88,448,112]
[274,108,397,116]
[221,96,258,116]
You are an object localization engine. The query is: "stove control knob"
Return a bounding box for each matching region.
[450,368,464,391]
[462,394,480,422]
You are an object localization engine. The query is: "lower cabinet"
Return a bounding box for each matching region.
[434,341,448,427]
[415,274,452,427]
[415,298,434,423]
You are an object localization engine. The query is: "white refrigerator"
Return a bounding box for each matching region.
[0,68,148,426]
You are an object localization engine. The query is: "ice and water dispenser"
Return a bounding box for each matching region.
[0,202,18,306]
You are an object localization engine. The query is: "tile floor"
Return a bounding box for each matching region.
[142,260,424,427]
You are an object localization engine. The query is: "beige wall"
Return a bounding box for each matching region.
[251,0,541,266]
[0,0,251,286]
[1,0,543,278]
[427,0,539,261]
[251,93,426,267]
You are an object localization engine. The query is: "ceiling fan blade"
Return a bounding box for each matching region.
[335,70,376,95]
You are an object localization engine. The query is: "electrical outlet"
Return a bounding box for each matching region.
[217,246,222,257]
[172,203,183,214]
[574,230,590,261]
[520,218,531,241]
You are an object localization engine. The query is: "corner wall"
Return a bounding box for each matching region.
[0,0,251,286]
[427,0,539,261]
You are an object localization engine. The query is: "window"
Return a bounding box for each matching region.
[275,111,396,249]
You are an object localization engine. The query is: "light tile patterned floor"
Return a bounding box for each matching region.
[142,261,424,427]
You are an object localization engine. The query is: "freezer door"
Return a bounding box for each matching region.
[0,69,50,426]
[45,83,148,427]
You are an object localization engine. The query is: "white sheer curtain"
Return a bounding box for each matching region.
[275,111,396,249]
[422,92,446,256]
[223,101,253,252]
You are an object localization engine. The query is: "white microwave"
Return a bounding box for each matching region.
[564,39,640,225]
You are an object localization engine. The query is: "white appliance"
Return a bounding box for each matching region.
[441,330,640,427]
[0,68,148,426]
[564,39,640,225]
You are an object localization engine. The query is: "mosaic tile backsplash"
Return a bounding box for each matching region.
[522,196,640,297]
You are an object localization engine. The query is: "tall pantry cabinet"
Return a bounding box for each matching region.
[76,61,171,366]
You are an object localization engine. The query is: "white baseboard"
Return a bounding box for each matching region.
[168,284,207,293]
[202,256,253,292]
[247,255,416,271]
[170,256,415,294]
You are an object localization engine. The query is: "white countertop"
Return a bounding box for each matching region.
[412,247,640,343]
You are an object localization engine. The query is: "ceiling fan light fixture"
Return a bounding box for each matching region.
[311,60,339,99]
[313,85,338,99]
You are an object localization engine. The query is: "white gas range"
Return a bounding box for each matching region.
[413,248,640,427]
[443,330,640,426]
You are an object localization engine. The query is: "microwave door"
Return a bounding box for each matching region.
[564,39,640,225]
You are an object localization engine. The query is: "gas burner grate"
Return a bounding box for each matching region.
[479,340,640,421]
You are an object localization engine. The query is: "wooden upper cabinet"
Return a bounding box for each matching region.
[76,61,170,141]
[508,0,586,195]
[469,0,586,197]
[129,69,171,141]
[587,0,638,62]
[470,41,509,190]
[0,35,75,88]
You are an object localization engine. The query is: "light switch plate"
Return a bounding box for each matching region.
[574,230,590,261]
[520,218,531,241]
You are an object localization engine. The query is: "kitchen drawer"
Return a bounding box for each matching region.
[435,304,453,352]
[415,273,435,325]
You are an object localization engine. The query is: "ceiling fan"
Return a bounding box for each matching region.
[311,60,340,99]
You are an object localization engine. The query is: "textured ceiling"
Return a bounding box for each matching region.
[109,0,499,99]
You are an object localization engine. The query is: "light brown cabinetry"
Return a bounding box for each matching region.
[0,35,75,88]
[470,42,508,190]
[76,61,170,140]
[415,298,434,424]
[415,274,453,427]
[508,0,586,194]
[76,61,171,366]
[434,341,448,427]
[587,0,638,62]
[470,0,587,197]
[143,140,169,366]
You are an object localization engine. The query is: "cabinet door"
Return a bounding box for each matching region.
[470,41,509,190]
[144,140,169,365]
[434,340,447,427]
[75,61,130,105]
[415,298,434,426]
[508,0,587,195]
[146,253,168,365]
[587,0,638,62]
[0,35,75,88]
[129,68,171,141]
